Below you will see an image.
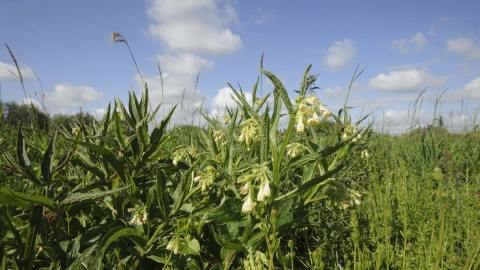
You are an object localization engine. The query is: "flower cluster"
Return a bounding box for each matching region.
[127,207,148,225]
[166,237,179,254]
[238,118,260,151]
[213,130,227,146]
[341,189,363,210]
[243,250,269,270]
[237,162,272,212]
[193,165,219,192]
[286,143,309,158]
[172,146,197,166]
[295,95,331,133]
[341,126,362,143]
[222,115,230,124]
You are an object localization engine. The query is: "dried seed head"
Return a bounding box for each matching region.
[110,32,123,43]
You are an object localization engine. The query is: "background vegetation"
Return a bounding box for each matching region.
[0,45,479,270]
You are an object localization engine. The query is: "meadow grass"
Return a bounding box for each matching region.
[0,41,479,269]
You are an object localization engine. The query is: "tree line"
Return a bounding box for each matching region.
[0,100,94,132]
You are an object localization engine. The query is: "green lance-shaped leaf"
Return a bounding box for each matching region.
[150,105,177,146]
[5,186,56,210]
[24,205,43,270]
[260,69,295,115]
[274,164,345,203]
[89,227,147,270]
[41,130,57,186]
[0,188,33,209]
[260,110,270,163]
[202,198,243,224]
[16,127,42,186]
[69,140,134,192]
[113,109,127,150]
[213,232,247,252]
[65,244,97,270]
[60,185,130,206]
[298,64,313,98]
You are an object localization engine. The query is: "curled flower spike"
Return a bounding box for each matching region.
[222,115,230,124]
[286,143,307,158]
[242,196,257,212]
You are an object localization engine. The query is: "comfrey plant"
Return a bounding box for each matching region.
[0,47,370,268]
[197,65,371,269]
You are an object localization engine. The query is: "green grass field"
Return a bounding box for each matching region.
[1,46,479,269]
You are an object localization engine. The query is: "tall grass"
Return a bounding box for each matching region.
[0,40,479,269]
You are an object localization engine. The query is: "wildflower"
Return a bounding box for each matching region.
[213,130,226,145]
[296,116,305,133]
[305,96,319,105]
[242,196,257,212]
[307,112,320,126]
[319,105,331,119]
[257,185,265,201]
[166,238,179,254]
[222,115,230,124]
[238,118,260,151]
[238,132,245,142]
[361,150,370,159]
[286,143,307,158]
[299,103,309,113]
[240,182,250,195]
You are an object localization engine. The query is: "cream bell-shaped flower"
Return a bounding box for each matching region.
[240,183,250,195]
[299,103,309,113]
[305,96,319,105]
[307,112,320,126]
[296,117,305,133]
[257,186,265,201]
[262,181,271,198]
[242,196,257,212]
[319,105,331,118]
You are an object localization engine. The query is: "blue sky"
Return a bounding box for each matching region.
[1,0,479,132]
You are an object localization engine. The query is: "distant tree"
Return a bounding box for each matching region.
[437,115,445,127]
[1,101,50,130]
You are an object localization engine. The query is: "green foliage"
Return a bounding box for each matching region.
[0,60,478,270]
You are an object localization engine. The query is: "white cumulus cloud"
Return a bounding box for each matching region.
[146,0,242,55]
[157,53,213,77]
[46,83,103,107]
[211,87,252,110]
[0,61,36,81]
[442,77,480,103]
[369,69,446,92]
[446,37,480,60]
[392,33,426,54]
[323,39,356,70]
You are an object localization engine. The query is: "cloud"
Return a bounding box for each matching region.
[252,8,274,24]
[211,87,253,110]
[323,39,356,70]
[446,37,480,60]
[0,61,36,81]
[369,69,446,92]
[392,33,426,54]
[442,77,480,103]
[157,53,213,77]
[428,27,436,37]
[146,0,242,55]
[45,83,103,107]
